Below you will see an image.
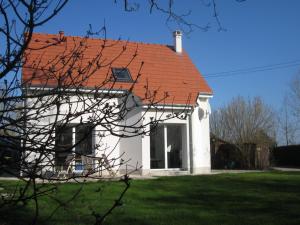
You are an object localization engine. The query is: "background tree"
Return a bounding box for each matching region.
[210,96,276,168]
[277,96,298,146]
[277,73,300,146]
[288,73,300,120]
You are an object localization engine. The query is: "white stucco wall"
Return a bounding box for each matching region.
[24,91,122,172]
[24,89,212,176]
[190,95,212,174]
[119,105,143,174]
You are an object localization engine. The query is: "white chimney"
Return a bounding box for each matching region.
[173,30,182,53]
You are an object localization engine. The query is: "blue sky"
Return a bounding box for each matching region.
[35,0,300,111]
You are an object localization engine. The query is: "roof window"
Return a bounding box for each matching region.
[112,68,133,82]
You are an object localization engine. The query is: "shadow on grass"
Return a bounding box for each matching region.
[59,172,300,225]
[1,172,300,225]
[0,205,48,225]
[136,173,300,225]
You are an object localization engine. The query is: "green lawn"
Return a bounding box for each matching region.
[1,172,300,225]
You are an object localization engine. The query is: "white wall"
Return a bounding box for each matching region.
[25,89,212,176]
[190,96,212,174]
[119,104,143,174]
[25,91,122,172]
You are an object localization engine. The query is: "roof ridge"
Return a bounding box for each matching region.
[32,32,170,47]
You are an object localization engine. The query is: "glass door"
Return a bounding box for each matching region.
[150,125,165,169]
[167,125,182,168]
[150,124,183,169]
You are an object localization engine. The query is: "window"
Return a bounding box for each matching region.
[111,68,132,82]
[150,124,184,169]
[55,125,73,152]
[55,124,94,171]
[150,125,165,169]
[75,124,93,155]
[55,125,73,170]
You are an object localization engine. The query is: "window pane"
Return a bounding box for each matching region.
[167,125,182,168]
[150,125,165,169]
[55,125,73,168]
[75,124,93,155]
[112,68,132,82]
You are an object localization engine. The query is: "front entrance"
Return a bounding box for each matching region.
[150,124,184,169]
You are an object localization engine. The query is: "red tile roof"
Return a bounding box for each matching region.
[22,33,212,106]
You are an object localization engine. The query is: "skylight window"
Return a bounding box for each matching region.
[112,68,132,82]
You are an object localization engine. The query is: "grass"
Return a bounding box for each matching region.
[1,171,300,225]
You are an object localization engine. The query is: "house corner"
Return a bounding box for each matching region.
[190,95,212,174]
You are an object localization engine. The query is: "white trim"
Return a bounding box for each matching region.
[150,168,183,171]
[72,127,81,173]
[185,120,190,171]
[150,123,187,170]
[198,93,213,99]
[164,125,168,169]
[142,105,192,110]
[24,86,127,95]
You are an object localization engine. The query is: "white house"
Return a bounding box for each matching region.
[22,31,213,176]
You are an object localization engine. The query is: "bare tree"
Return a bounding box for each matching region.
[0,23,184,225]
[118,0,246,33]
[0,1,246,224]
[210,96,276,168]
[277,96,298,146]
[287,74,300,122]
[278,73,300,146]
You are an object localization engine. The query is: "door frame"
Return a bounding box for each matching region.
[150,123,187,170]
